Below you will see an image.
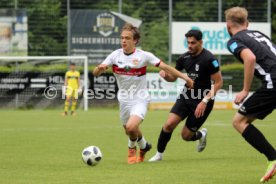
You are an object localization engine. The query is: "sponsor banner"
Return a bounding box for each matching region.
[0,9,28,56]
[70,10,142,64]
[0,72,65,94]
[89,73,118,100]
[147,73,185,102]
[172,22,271,55]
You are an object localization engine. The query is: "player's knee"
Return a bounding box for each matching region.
[125,125,137,136]
[163,121,177,132]
[163,122,176,132]
[232,118,239,130]
[181,132,192,141]
[232,116,246,130]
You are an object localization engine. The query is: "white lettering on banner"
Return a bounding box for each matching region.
[94,76,116,83]
[49,76,64,84]
[1,77,28,83]
[72,36,120,45]
[0,83,25,89]
[172,22,271,55]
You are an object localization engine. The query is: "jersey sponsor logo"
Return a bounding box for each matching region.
[229,42,238,53]
[112,65,147,76]
[212,60,219,68]
[124,65,131,72]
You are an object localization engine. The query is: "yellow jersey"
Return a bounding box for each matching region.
[65,70,80,89]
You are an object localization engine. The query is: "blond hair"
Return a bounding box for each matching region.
[225,7,248,26]
[121,23,140,44]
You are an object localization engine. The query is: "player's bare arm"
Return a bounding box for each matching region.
[64,78,68,86]
[158,62,194,88]
[234,48,256,105]
[159,70,177,82]
[195,71,223,118]
[93,64,108,77]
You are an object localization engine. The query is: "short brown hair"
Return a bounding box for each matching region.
[225,6,248,26]
[121,23,140,44]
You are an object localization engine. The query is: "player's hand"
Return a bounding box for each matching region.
[186,78,194,89]
[234,90,249,105]
[194,101,207,118]
[159,70,166,78]
[62,86,67,96]
[97,64,108,72]
[78,88,83,96]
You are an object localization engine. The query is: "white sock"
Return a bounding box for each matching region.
[137,136,147,149]
[128,138,136,148]
[200,129,206,137]
[156,151,163,157]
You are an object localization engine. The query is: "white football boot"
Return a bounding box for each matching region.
[148,152,163,162]
[197,128,208,152]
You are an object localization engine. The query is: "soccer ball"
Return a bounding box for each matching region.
[82,146,102,166]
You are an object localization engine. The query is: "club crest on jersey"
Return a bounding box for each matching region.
[132,59,139,66]
[195,64,199,71]
[124,65,131,72]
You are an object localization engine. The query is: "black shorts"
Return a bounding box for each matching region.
[170,95,214,132]
[238,88,276,120]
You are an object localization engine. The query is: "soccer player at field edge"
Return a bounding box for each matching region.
[63,62,81,116]
[225,6,276,183]
[93,23,194,164]
[149,29,223,162]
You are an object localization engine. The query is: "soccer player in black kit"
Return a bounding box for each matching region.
[149,29,223,162]
[225,7,276,183]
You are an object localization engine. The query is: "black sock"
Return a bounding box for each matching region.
[190,131,202,141]
[157,128,172,153]
[242,124,276,161]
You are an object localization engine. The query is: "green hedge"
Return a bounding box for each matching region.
[221,63,261,91]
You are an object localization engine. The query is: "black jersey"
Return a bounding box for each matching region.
[227,29,276,89]
[176,48,220,99]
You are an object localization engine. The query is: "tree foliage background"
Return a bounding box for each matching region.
[0,0,275,64]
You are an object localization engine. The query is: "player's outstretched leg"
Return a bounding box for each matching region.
[137,142,152,163]
[149,128,173,162]
[197,128,208,152]
[260,160,276,183]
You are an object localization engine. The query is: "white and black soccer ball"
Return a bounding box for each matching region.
[82,146,102,166]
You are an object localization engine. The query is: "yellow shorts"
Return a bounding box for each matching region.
[65,86,79,99]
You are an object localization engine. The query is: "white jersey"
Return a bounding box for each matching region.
[102,48,160,103]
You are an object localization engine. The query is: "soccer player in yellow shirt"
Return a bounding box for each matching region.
[63,63,81,116]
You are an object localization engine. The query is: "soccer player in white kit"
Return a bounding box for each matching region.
[93,23,193,164]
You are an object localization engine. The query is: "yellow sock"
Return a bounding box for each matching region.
[71,100,77,112]
[64,101,69,112]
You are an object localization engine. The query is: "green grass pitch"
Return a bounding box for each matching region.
[0,109,276,184]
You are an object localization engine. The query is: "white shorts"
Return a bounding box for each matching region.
[119,101,149,125]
